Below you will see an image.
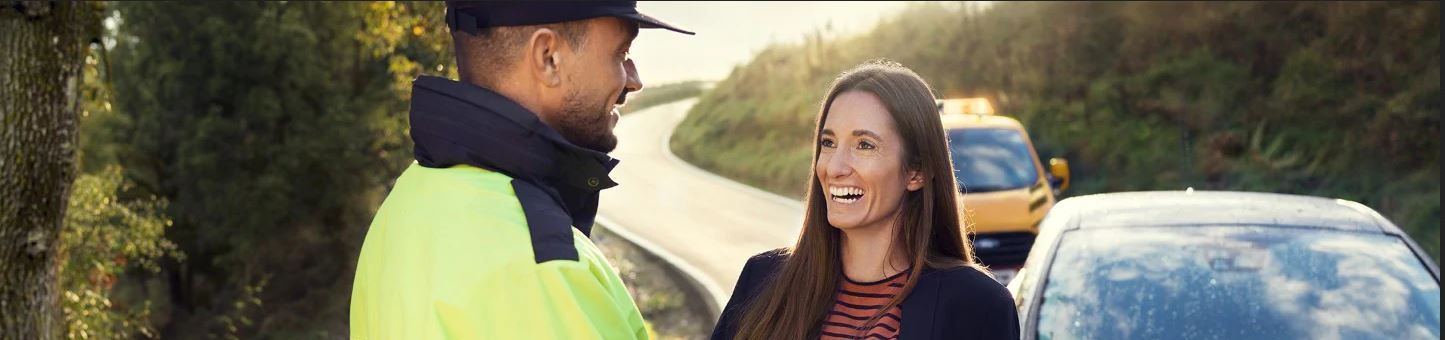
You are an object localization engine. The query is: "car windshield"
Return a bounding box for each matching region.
[1036,226,1440,340]
[947,128,1038,193]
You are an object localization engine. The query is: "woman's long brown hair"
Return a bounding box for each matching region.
[733,60,985,339]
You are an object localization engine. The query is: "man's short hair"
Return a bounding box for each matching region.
[453,21,590,89]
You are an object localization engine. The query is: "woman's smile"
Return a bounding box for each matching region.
[828,185,866,204]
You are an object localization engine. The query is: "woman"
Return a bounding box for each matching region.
[710,61,1020,340]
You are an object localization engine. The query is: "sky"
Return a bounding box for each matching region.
[628,1,928,85]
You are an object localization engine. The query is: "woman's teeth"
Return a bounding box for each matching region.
[829,186,864,204]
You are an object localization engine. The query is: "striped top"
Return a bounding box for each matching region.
[820,268,911,339]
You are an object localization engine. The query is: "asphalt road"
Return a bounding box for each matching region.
[597,99,803,314]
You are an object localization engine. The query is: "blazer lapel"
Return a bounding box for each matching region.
[899,270,941,340]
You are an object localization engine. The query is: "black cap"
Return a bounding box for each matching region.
[446,1,694,36]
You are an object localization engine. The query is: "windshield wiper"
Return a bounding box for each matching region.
[960,185,1020,194]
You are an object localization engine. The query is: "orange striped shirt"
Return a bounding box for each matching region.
[820,269,910,339]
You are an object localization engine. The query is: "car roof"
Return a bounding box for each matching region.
[1052,190,1395,234]
[939,113,1025,130]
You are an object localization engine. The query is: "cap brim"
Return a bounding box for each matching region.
[615,12,694,35]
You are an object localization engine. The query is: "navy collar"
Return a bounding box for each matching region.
[408,75,619,191]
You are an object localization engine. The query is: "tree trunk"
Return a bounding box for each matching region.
[0,2,94,338]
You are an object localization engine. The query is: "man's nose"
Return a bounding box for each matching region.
[624,59,643,93]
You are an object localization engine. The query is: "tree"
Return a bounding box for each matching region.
[0,1,101,338]
[101,2,452,337]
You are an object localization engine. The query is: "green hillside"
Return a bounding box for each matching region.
[671,2,1440,262]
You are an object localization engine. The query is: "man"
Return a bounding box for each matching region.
[349,2,692,339]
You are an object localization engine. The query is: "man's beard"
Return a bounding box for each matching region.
[554,89,619,153]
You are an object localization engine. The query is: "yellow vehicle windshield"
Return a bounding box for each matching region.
[947,127,1040,193]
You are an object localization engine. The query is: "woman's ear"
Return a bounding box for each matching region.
[906,169,925,191]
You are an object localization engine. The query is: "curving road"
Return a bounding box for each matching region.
[598,99,803,316]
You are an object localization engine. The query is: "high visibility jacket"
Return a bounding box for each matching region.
[350,76,646,339]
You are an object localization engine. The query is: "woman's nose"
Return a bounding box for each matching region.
[826,150,854,179]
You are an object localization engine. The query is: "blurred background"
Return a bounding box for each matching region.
[3,1,1437,339]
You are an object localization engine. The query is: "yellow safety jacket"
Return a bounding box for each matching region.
[350,76,646,339]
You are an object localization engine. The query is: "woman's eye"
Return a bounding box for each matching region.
[819,139,836,148]
[858,140,876,150]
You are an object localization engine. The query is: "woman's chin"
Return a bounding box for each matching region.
[826,214,863,230]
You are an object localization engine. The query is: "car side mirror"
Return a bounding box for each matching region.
[1048,158,1070,194]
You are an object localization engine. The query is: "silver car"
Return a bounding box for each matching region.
[1007,191,1440,340]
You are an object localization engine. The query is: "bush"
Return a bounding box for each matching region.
[61,166,179,339]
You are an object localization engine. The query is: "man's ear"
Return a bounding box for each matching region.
[526,27,564,88]
[906,169,925,191]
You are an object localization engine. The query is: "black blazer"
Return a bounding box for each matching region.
[710,249,1021,340]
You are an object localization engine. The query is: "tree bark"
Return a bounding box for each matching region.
[0,2,94,338]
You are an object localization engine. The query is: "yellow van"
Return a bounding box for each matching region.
[937,98,1070,283]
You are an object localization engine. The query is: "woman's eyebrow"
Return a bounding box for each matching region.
[821,129,835,136]
[852,129,881,139]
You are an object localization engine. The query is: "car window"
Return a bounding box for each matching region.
[947,128,1038,193]
[1036,226,1440,340]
